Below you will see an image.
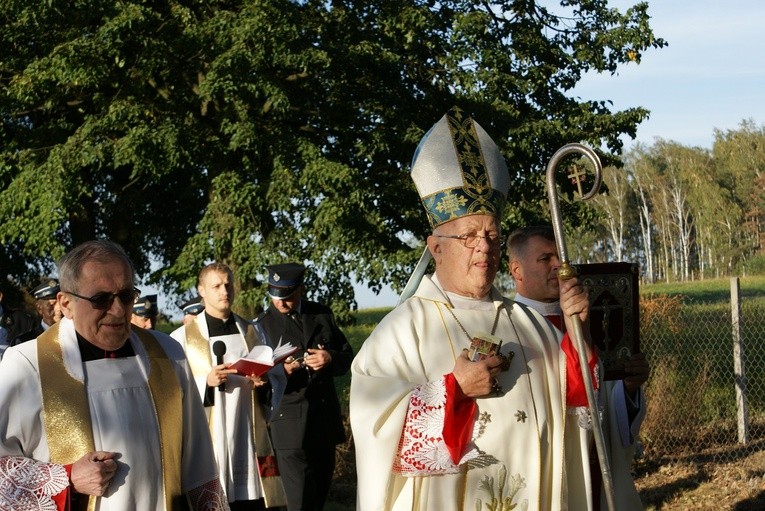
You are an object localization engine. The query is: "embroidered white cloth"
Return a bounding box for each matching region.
[0,456,68,510]
[392,377,480,476]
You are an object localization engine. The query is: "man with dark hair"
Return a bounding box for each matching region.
[171,262,286,510]
[256,262,354,511]
[507,225,649,510]
[9,278,64,348]
[0,240,229,510]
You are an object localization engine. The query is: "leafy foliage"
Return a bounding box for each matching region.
[0,0,665,314]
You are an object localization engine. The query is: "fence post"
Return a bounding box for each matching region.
[731,277,749,445]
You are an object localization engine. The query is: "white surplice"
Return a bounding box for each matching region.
[350,276,594,511]
[170,314,263,503]
[0,317,221,510]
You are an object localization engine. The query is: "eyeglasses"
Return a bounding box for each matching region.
[435,233,505,249]
[64,288,141,310]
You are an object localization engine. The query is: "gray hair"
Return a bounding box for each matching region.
[58,240,135,293]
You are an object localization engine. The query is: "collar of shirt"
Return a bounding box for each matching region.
[205,312,239,337]
[431,274,494,311]
[76,332,135,361]
[285,301,302,315]
[513,293,562,316]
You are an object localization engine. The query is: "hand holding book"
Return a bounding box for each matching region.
[228,343,301,377]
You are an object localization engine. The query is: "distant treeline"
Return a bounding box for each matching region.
[563,120,765,283]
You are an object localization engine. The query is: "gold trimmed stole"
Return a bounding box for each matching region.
[184,319,287,507]
[38,323,185,511]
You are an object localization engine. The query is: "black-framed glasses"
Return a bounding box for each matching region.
[435,233,505,249]
[64,288,141,310]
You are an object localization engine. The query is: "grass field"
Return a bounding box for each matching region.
[640,274,765,303]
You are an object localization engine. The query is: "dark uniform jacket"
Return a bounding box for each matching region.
[257,300,353,448]
[2,308,37,347]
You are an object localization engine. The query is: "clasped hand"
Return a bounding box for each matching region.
[452,349,505,398]
[206,363,237,388]
[71,451,117,496]
[623,352,650,397]
[284,348,331,376]
[559,277,590,331]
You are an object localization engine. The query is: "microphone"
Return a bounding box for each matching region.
[212,341,227,392]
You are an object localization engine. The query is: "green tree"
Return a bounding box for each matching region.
[590,164,639,261]
[624,144,657,282]
[0,0,665,315]
[713,120,765,257]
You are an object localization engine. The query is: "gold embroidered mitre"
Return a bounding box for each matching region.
[410,106,510,228]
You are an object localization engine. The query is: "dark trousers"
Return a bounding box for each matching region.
[275,442,336,511]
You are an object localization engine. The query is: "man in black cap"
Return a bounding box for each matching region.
[256,262,354,511]
[1,279,38,354]
[11,278,64,346]
[180,295,205,325]
[131,294,158,329]
[33,278,62,332]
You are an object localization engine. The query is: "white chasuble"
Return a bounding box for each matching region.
[350,276,592,511]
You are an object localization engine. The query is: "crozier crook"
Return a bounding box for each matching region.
[545,143,617,511]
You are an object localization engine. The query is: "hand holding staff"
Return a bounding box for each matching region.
[545,143,617,511]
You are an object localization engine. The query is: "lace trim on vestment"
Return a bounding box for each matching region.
[567,364,602,430]
[0,456,69,510]
[186,478,231,510]
[392,377,479,476]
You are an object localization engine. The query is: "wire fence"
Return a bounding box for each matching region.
[639,286,765,464]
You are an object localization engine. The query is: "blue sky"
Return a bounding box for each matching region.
[573,0,765,150]
[356,0,765,309]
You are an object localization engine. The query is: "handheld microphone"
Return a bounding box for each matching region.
[212,341,227,392]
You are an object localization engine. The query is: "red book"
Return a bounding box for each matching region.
[229,343,301,376]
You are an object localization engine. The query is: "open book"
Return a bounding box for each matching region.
[228,343,301,376]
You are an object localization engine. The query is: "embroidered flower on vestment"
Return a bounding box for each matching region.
[475,464,528,511]
[415,378,446,407]
[410,404,445,439]
[473,410,492,439]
